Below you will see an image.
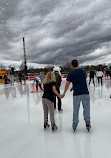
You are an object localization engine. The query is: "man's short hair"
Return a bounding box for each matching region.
[71,59,78,68]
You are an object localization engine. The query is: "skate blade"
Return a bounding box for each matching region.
[52,128,57,133]
[44,127,50,131]
[52,130,57,133]
[73,128,76,132]
[87,127,91,132]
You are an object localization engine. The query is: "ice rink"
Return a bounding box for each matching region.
[0,78,111,158]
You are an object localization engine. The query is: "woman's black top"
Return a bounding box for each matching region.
[42,82,56,102]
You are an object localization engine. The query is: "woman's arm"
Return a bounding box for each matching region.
[52,85,60,98]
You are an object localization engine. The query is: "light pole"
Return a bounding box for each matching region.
[23,37,27,75]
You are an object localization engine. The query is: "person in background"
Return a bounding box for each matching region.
[105,69,109,79]
[40,71,45,87]
[18,72,22,83]
[23,74,26,84]
[109,70,111,79]
[61,59,91,132]
[42,72,62,132]
[96,68,103,86]
[33,76,43,91]
[89,67,96,86]
[54,70,63,112]
[10,74,14,85]
[4,73,8,85]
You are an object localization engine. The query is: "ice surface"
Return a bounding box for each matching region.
[0,79,111,158]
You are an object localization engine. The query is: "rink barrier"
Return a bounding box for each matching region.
[28,73,110,82]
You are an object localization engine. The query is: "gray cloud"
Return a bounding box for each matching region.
[0,0,111,68]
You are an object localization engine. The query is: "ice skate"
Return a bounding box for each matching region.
[86,124,91,132]
[44,122,50,131]
[58,109,63,113]
[52,124,57,132]
[73,127,77,132]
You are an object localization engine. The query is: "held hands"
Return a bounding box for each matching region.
[59,88,73,99]
[59,93,65,99]
[70,88,73,92]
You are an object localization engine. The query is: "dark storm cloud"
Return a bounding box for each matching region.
[0,0,111,68]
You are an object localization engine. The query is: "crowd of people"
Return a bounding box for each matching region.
[2,60,111,133]
[3,72,26,85]
[89,68,104,86]
[4,73,14,85]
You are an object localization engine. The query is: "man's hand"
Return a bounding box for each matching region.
[60,93,65,99]
[70,88,73,92]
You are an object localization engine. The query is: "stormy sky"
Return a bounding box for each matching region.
[0,0,111,68]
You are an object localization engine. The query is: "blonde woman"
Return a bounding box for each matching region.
[42,72,62,132]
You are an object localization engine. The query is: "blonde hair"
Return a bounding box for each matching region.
[44,72,56,84]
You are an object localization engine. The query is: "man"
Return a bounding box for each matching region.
[23,74,26,84]
[18,72,22,83]
[62,60,91,131]
[10,74,14,85]
[89,67,95,86]
[105,69,109,79]
[40,71,45,87]
[109,70,111,79]
[54,70,63,112]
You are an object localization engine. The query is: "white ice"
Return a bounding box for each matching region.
[0,79,111,158]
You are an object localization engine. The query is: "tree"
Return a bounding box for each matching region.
[0,63,6,70]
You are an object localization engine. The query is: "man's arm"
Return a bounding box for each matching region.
[63,81,70,96]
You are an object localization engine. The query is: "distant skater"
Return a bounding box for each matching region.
[62,59,91,132]
[18,72,22,83]
[23,74,26,84]
[96,69,103,86]
[40,71,45,87]
[42,72,62,132]
[33,77,43,91]
[109,70,111,79]
[89,67,95,86]
[54,69,63,112]
[10,74,14,85]
[105,69,109,79]
[4,74,8,85]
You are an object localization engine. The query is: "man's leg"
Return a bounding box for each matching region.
[57,89,62,111]
[93,78,95,86]
[100,77,103,86]
[73,96,81,128]
[89,78,91,85]
[98,77,100,86]
[82,95,90,125]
